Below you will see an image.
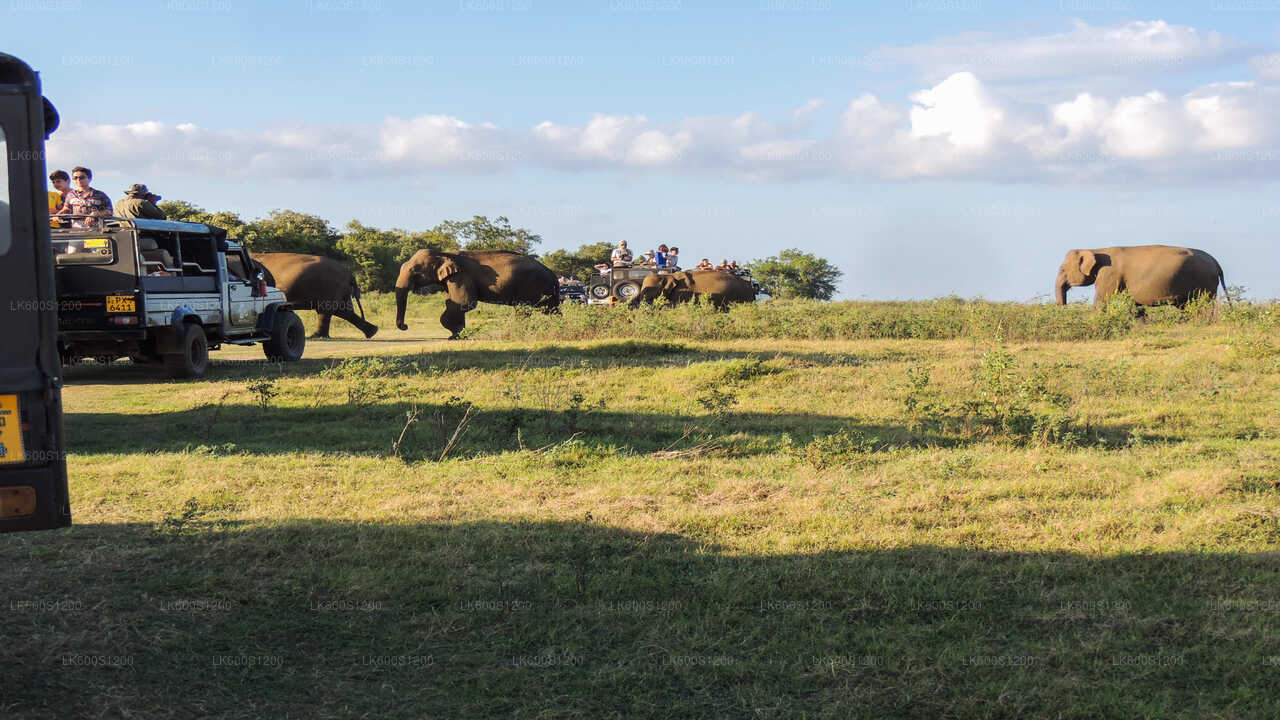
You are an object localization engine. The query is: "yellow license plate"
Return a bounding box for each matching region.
[0,394,24,464]
[83,238,109,249]
[106,295,136,313]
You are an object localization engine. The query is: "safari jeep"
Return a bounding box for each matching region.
[586,265,667,305]
[52,217,305,379]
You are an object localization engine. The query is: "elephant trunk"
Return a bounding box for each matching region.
[395,286,410,331]
[1055,275,1069,305]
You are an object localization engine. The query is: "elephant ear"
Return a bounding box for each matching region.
[437,257,462,282]
[1078,250,1098,277]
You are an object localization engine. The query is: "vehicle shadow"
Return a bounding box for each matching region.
[4,519,1277,718]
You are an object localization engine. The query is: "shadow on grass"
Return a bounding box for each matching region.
[59,340,925,386]
[66,403,905,460]
[4,519,1278,718]
[65,401,1150,461]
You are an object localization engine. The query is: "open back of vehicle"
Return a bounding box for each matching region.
[0,54,71,531]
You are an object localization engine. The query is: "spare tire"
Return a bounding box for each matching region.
[613,281,641,301]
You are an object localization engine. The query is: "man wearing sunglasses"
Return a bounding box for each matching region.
[54,166,113,227]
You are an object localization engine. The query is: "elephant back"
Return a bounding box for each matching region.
[252,252,357,308]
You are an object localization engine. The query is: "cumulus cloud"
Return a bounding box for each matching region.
[908,72,1004,151]
[48,72,1280,185]
[870,20,1240,82]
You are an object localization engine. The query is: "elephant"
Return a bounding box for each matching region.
[1054,245,1227,308]
[252,253,377,339]
[631,270,757,309]
[394,249,559,338]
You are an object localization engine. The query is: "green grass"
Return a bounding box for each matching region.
[5,297,1280,718]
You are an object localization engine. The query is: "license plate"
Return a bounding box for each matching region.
[106,295,136,313]
[0,394,24,464]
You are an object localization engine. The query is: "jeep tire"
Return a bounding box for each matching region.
[163,323,209,379]
[263,310,306,362]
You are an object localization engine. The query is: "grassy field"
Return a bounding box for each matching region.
[5,295,1280,718]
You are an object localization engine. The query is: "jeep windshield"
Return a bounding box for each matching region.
[53,236,115,266]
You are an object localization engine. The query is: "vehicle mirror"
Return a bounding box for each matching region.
[42,97,60,139]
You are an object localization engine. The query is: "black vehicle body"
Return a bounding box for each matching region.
[0,53,70,532]
[558,284,587,304]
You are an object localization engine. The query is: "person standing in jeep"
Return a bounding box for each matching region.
[53,166,112,227]
[114,183,165,219]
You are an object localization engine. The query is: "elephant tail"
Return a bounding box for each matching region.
[351,278,368,320]
[1218,263,1231,306]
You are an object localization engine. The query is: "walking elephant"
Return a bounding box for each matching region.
[253,253,377,339]
[1054,245,1227,308]
[394,249,558,339]
[631,270,757,309]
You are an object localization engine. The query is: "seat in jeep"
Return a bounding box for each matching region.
[138,235,175,271]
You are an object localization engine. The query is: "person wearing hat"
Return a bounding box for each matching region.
[115,183,166,220]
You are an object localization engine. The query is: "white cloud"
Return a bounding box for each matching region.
[792,98,825,119]
[871,20,1240,82]
[1100,91,1189,158]
[47,72,1280,186]
[1249,53,1280,81]
[908,72,1004,151]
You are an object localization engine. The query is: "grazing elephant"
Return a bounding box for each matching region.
[394,249,558,339]
[253,253,377,339]
[1055,245,1227,308]
[631,270,757,309]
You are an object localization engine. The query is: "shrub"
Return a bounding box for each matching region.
[796,430,883,470]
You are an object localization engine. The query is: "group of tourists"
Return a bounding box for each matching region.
[693,258,743,273]
[47,167,166,227]
[593,240,746,276]
[606,240,681,270]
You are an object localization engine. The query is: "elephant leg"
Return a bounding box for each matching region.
[311,313,332,339]
[441,300,467,340]
[535,292,560,314]
[334,307,378,338]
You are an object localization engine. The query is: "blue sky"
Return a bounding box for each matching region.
[6,0,1279,298]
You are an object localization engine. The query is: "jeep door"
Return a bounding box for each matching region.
[223,248,260,332]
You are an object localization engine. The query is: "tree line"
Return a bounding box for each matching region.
[157,200,842,300]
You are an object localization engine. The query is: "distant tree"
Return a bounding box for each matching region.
[157,200,252,241]
[246,210,341,256]
[541,241,614,280]
[747,249,842,300]
[434,215,541,254]
[337,221,456,292]
[151,204,549,292]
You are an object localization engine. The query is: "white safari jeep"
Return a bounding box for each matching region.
[53,217,305,378]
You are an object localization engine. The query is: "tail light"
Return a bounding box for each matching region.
[107,316,138,326]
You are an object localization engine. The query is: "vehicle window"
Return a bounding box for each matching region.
[0,126,10,256]
[137,230,180,273]
[178,233,217,276]
[225,252,247,281]
[52,235,115,265]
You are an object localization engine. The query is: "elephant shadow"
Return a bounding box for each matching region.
[4,518,1277,718]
